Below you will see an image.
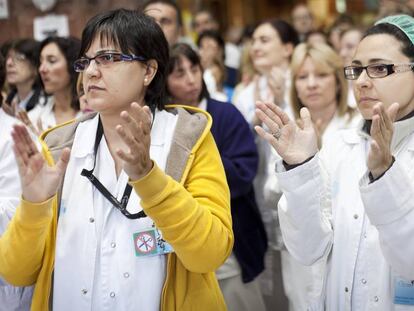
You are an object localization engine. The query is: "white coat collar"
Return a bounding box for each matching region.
[342,113,414,151]
[72,110,166,159]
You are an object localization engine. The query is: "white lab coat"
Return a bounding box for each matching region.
[28,97,82,131]
[277,116,414,310]
[264,112,361,311]
[0,109,33,311]
[53,111,177,311]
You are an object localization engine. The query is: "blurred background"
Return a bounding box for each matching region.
[1,0,414,43]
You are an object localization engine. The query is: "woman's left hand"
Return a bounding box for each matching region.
[116,102,153,181]
[367,102,399,179]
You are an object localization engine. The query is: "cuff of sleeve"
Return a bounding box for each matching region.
[17,196,54,225]
[360,160,412,226]
[129,162,169,202]
[276,154,320,192]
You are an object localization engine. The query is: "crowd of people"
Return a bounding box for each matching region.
[0,1,413,310]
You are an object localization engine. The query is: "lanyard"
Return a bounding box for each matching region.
[81,117,146,220]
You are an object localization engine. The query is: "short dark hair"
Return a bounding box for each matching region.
[197,30,226,61]
[142,0,183,27]
[40,36,81,111]
[167,43,209,102]
[256,19,300,47]
[363,23,414,62]
[79,9,169,110]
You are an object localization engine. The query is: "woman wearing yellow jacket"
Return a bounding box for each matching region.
[2,9,233,311]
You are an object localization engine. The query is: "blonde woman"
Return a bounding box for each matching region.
[264,42,360,310]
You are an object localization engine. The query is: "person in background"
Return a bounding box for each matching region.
[4,38,45,116]
[256,14,414,310]
[76,73,92,114]
[339,27,363,108]
[2,9,233,311]
[306,30,328,46]
[264,42,360,310]
[232,24,257,102]
[192,9,241,82]
[0,47,33,311]
[142,0,183,47]
[234,19,299,126]
[197,30,232,101]
[27,36,81,133]
[233,24,298,296]
[291,3,315,42]
[327,14,354,52]
[192,9,219,36]
[166,42,267,311]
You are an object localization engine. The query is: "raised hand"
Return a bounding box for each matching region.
[11,124,70,203]
[115,103,153,181]
[267,66,286,106]
[255,101,318,165]
[17,110,42,136]
[368,102,399,178]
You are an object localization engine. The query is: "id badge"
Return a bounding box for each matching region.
[394,277,414,305]
[133,227,174,257]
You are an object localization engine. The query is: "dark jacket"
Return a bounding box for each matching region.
[207,98,268,283]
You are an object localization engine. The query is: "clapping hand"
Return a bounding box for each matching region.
[115,103,153,181]
[17,110,44,136]
[12,124,70,203]
[267,67,286,106]
[254,101,318,165]
[368,102,399,179]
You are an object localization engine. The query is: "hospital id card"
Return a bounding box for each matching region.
[394,277,414,305]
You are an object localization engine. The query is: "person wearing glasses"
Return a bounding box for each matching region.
[0,50,35,311]
[1,9,232,311]
[255,14,414,310]
[3,38,45,116]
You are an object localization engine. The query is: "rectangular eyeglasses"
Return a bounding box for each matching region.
[74,52,146,72]
[344,63,414,80]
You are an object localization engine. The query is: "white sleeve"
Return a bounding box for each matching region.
[277,154,333,265]
[360,159,414,279]
[0,137,21,234]
[263,147,282,206]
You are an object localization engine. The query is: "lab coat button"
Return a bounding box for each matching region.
[345,287,349,292]
[81,289,88,295]
[110,292,115,298]
[353,214,359,219]
[361,279,367,284]
[374,296,379,302]
[124,272,130,278]
[111,242,116,248]
[89,217,95,223]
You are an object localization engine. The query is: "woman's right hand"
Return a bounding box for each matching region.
[254,101,318,165]
[11,124,70,203]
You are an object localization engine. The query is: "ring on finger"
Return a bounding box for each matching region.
[272,128,281,140]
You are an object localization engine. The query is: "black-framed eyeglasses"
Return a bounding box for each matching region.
[344,63,414,80]
[73,52,147,72]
